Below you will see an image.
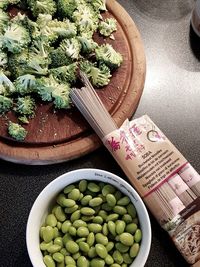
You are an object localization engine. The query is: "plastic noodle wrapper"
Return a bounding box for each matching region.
[103,115,200,266]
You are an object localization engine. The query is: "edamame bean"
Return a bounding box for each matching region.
[126,223,137,234]
[106,214,119,222]
[61,220,71,233]
[47,244,61,253]
[114,191,122,201]
[72,252,81,260]
[93,216,104,224]
[81,215,94,222]
[79,241,90,253]
[113,206,127,215]
[81,195,93,206]
[57,261,65,267]
[122,214,133,224]
[102,185,115,196]
[98,210,108,221]
[52,252,64,263]
[108,221,116,236]
[77,256,89,267]
[73,219,87,228]
[88,182,100,192]
[89,197,103,207]
[117,196,130,206]
[54,237,63,248]
[101,203,113,212]
[76,237,86,243]
[130,243,140,258]
[62,199,76,208]
[43,226,54,243]
[113,250,123,264]
[64,185,75,194]
[70,210,81,222]
[106,242,114,252]
[87,232,95,247]
[119,233,134,246]
[43,255,56,267]
[88,246,97,258]
[53,227,60,238]
[68,189,80,201]
[90,258,105,267]
[122,253,132,264]
[68,226,76,236]
[54,206,66,222]
[115,243,129,253]
[105,254,114,265]
[65,240,79,254]
[134,229,142,243]
[45,214,57,227]
[88,223,102,233]
[81,207,95,216]
[122,264,127,267]
[102,223,108,236]
[95,233,108,246]
[95,244,108,259]
[62,233,72,244]
[60,248,68,256]
[111,264,121,267]
[127,204,137,219]
[79,180,87,192]
[64,204,79,214]
[106,194,117,207]
[40,241,53,251]
[116,220,126,235]
[65,255,76,265]
[77,226,89,237]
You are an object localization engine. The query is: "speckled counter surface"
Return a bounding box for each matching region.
[0,0,200,266]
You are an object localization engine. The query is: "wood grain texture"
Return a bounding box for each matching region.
[0,0,146,165]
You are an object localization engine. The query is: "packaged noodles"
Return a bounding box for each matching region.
[103,115,200,266]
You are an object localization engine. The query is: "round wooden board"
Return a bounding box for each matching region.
[0,0,146,165]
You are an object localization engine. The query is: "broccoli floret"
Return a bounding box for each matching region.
[52,83,71,109]
[72,4,99,34]
[18,115,29,124]
[50,63,78,84]
[95,44,123,69]
[8,49,29,78]
[0,95,13,114]
[0,0,9,10]
[78,36,97,54]
[0,70,15,95]
[36,13,53,28]
[15,95,36,116]
[0,51,8,69]
[36,76,57,101]
[86,0,107,11]
[2,23,31,54]
[99,18,117,37]
[57,0,77,19]
[8,121,27,141]
[0,10,10,32]
[27,0,57,17]
[60,37,81,60]
[14,74,37,95]
[49,48,72,68]
[80,60,111,87]
[47,19,77,39]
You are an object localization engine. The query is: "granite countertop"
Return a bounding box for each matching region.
[0,0,200,266]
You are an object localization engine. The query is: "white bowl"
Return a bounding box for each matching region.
[26,168,151,267]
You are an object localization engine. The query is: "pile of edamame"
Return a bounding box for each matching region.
[40,180,142,267]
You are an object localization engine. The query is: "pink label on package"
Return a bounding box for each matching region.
[179,164,200,187]
[169,197,185,216]
[168,174,189,195]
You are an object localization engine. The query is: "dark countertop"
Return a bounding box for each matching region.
[0,0,200,266]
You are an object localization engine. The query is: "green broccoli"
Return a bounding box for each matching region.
[72,4,99,34]
[80,60,111,87]
[57,0,77,19]
[86,0,107,11]
[0,10,10,32]
[8,121,27,141]
[99,18,117,37]
[36,75,57,101]
[52,83,71,109]
[78,35,98,54]
[14,74,37,95]
[8,49,29,78]
[95,44,123,69]
[47,19,77,39]
[50,63,78,84]
[0,51,8,69]
[36,14,53,28]
[2,23,31,54]
[0,95,13,114]
[15,95,36,116]
[0,70,15,95]
[27,0,57,17]
[49,47,72,68]
[18,115,29,124]
[60,37,81,60]
[0,0,9,10]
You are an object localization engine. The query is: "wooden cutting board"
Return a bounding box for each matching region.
[0,0,146,165]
